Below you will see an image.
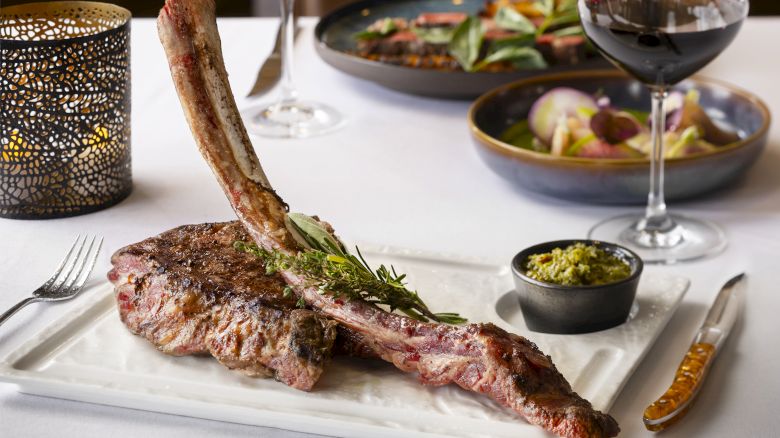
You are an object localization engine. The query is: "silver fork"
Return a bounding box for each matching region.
[0,235,103,328]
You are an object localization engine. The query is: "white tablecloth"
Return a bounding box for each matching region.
[1,17,778,438]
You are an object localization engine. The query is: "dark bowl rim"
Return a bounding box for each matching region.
[511,239,644,291]
[468,69,772,168]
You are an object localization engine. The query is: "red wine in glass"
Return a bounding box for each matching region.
[579,0,749,263]
[581,1,746,87]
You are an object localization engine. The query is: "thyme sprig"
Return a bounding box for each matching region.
[234,214,467,325]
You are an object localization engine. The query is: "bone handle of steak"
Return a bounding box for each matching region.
[157,0,296,253]
[157,2,618,437]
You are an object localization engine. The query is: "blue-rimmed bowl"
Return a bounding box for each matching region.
[469,70,771,204]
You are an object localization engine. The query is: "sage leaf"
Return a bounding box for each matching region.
[474,46,547,71]
[549,10,580,28]
[488,33,535,53]
[354,18,398,40]
[379,18,397,34]
[534,0,554,17]
[553,25,584,37]
[287,212,346,256]
[449,16,483,72]
[556,0,577,13]
[494,7,536,34]
[354,30,382,40]
[411,25,455,44]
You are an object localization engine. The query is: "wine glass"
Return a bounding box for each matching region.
[242,0,344,138]
[578,0,749,264]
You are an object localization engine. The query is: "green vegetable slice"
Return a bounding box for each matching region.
[500,120,535,148]
[565,133,596,156]
[666,126,701,158]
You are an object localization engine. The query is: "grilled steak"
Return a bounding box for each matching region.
[108,221,340,391]
[157,1,619,436]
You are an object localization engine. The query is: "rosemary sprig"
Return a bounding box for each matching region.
[234,214,467,325]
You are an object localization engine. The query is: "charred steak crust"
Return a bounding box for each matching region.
[305,289,620,438]
[157,1,618,436]
[108,222,339,390]
[332,325,380,359]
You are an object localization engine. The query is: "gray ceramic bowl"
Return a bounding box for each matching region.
[511,240,643,334]
[314,0,609,99]
[469,70,771,204]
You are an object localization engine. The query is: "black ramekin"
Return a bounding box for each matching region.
[511,239,643,334]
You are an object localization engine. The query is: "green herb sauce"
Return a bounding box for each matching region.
[524,243,631,286]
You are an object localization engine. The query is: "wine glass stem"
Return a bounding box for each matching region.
[643,88,673,231]
[279,0,298,104]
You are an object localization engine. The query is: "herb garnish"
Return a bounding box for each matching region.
[354,17,399,40]
[353,1,588,72]
[449,13,548,72]
[411,25,456,44]
[235,213,467,324]
[448,16,485,72]
[494,6,537,34]
[536,0,581,36]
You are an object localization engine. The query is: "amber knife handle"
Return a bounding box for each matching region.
[643,342,717,431]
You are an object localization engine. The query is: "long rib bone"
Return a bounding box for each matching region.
[157,0,296,253]
[157,2,619,437]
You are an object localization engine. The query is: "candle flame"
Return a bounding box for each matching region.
[1,130,33,163]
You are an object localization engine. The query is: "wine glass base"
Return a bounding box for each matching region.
[588,213,727,264]
[242,101,344,139]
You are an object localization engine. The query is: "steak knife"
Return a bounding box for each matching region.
[643,273,745,431]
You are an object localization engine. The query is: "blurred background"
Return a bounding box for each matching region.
[2,0,779,16]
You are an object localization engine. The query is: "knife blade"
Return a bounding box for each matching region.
[642,273,745,431]
[247,19,300,98]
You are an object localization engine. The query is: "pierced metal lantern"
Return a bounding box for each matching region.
[0,2,132,219]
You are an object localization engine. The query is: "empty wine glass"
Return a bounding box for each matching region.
[579,0,749,263]
[242,0,344,138]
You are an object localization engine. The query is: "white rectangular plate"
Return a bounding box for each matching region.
[0,246,687,438]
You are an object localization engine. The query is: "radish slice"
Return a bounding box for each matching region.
[528,87,598,145]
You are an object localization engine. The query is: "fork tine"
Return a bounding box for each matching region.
[68,237,103,295]
[40,235,83,289]
[50,235,93,294]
